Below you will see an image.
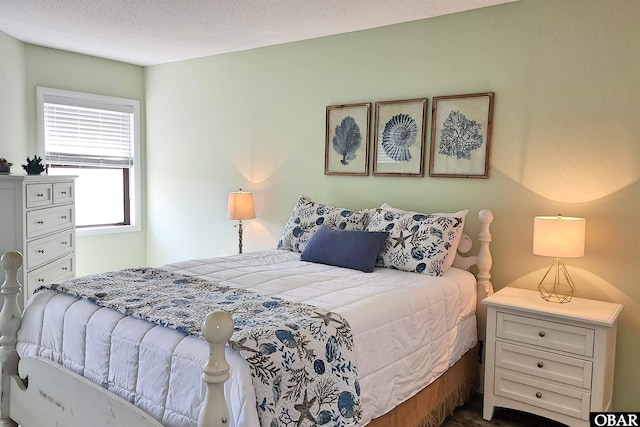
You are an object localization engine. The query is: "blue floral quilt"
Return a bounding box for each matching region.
[38,267,362,427]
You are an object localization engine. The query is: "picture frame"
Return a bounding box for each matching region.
[373,98,428,177]
[324,103,371,175]
[429,92,494,178]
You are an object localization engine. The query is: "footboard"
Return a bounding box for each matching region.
[0,251,234,427]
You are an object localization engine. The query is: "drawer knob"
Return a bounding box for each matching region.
[61,191,67,195]
[38,278,44,283]
[61,215,67,219]
[61,241,68,245]
[62,267,68,271]
[538,331,546,337]
[535,392,543,399]
[37,220,44,224]
[37,250,45,254]
[537,361,544,368]
[37,193,44,197]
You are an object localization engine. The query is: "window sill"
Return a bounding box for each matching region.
[76,224,141,237]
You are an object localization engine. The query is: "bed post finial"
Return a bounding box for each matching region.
[198,310,234,427]
[0,251,23,427]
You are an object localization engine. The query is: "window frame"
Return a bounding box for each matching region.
[36,87,142,236]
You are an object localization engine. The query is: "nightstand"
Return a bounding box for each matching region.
[482,287,623,427]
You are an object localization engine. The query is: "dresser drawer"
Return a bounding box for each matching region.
[26,254,74,298]
[495,369,590,420]
[53,181,74,205]
[26,230,75,270]
[497,312,594,357]
[496,342,592,388]
[25,183,52,208]
[26,205,74,239]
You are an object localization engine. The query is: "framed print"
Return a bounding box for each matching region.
[429,92,494,178]
[373,98,428,177]
[325,103,371,175]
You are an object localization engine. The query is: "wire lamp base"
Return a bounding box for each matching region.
[538,258,576,303]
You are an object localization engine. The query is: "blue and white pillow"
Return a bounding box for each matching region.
[379,203,468,271]
[278,196,369,253]
[365,208,466,276]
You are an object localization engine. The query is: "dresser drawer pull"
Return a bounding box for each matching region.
[61,241,68,245]
[36,220,44,224]
[537,361,544,368]
[61,191,67,195]
[37,250,45,254]
[61,215,67,219]
[37,193,44,197]
[62,267,68,271]
[38,278,44,283]
[535,392,543,399]
[538,331,546,337]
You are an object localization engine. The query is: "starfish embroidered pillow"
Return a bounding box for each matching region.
[365,208,466,276]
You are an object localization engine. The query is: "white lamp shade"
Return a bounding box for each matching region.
[227,191,255,220]
[533,216,586,258]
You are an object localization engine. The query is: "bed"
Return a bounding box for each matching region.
[0,198,494,427]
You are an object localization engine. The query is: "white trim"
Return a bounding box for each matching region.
[36,87,142,235]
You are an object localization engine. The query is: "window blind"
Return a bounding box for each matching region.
[43,95,134,168]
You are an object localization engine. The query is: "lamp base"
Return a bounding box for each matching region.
[537,258,576,303]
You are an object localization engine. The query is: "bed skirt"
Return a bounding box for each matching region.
[367,345,479,427]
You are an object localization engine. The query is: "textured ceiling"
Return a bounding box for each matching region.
[0,0,517,66]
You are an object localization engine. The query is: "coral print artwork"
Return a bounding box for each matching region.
[325,103,371,176]
[373,98,428,177]
[429,92,494,178]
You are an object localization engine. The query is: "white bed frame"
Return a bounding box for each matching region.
[0,209,493,427]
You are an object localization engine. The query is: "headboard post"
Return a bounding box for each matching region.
[474,210,493,392]
[0,251,23,427]
[476,209,494,297]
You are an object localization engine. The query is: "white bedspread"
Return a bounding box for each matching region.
[17,249,477,426]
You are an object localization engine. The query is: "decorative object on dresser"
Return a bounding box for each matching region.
[429,92,494,178]
[483,287,623,427]
[0,174,76,308]
[372,98,428,177]
[21,155,46,175]
[533,215,586,303]
[325,102,371,176]
[0,158,12,174]
[227,189,255,254]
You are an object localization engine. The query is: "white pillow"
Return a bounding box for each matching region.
[378,203,468,271]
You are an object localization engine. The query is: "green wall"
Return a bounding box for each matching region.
[145,0,640,410]
[0,31,27,164]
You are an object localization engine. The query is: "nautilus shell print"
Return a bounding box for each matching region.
[382,113,418,161]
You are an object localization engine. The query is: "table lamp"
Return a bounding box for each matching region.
[533,215,586,303]
[227,189,255,254]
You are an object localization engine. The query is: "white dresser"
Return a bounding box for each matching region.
[0,174,76,308]
[483,287,623,427]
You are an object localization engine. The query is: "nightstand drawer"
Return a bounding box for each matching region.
[26,205,74,239]
[496,342,592,388]
[26,254,74,297]
[26,230,75,270]
[497,312,594,357]
[26,183,53,208]
[495,369,590,420]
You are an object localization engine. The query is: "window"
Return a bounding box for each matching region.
[37,87,141,235]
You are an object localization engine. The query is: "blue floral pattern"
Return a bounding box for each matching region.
[278,195,369,253]
[365,208,465,276]
[38,268,362,427]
